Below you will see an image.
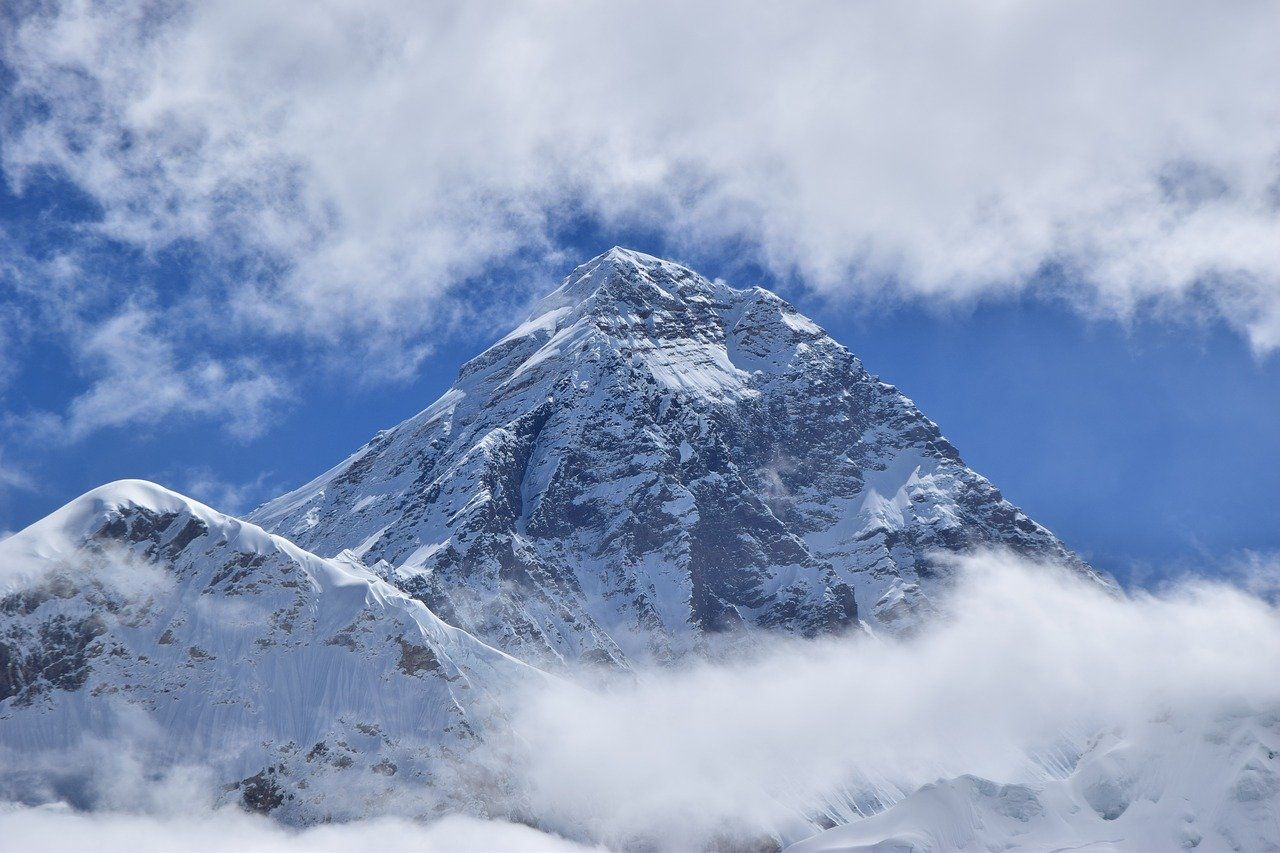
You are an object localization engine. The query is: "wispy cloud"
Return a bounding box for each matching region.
[173,466,275,516]
[1,0,1277,356]
[15,306,290,443]
[0,448,33,493]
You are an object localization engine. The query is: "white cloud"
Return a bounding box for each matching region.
[499,551,1280,846]
[174,467,274,515]
[0,806,596,853]
[0,449,32,493]
[20,306,290,442]
[2,0,1277,354]
[2,549,1280,848]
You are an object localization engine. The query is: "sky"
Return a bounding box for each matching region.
[0,0,1277,584]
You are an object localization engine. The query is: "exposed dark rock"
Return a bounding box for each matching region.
[187,645,214,661]
[237,768,288,815]
[1,614,106,705]
[396,637,441,676]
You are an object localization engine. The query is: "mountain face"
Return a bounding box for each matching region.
[251,248,1107,667]
[0,480,540,822]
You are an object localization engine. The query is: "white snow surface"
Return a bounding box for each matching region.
[789,712,1280,852]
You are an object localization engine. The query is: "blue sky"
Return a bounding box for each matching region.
[1,1,1277,585]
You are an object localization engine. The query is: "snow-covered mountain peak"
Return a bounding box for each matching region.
[250,249,1107,668]
[537,246,721,314]
[517,246,747,357]
[470,246,841,415]
[0,479,333,592]
[2,479,226,577]
[17,478,207,533]
[0,247,1160,847]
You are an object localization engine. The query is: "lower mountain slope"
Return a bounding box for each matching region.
[789,711,1280,852]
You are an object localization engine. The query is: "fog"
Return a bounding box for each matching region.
[503,551,1280,845]
[4,549,1280,850]
[0,806,596,853]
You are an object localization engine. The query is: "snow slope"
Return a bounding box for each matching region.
[0,480,544,822]
[789,711,1280,852]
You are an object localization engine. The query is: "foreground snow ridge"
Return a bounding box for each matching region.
[2,250,1275,851]
[0,478,543,824]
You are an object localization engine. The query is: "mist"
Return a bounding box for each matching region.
[0,806,596,853]
[505,550,1280,846]
[4,549,1280,850]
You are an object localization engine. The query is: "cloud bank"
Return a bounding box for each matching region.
[4,550,1280,849]
[22,307,290,443]
[504,550,1280,845]
[0,806,595,853]
[2,0,1278,389]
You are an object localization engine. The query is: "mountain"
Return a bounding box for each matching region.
[0,249,1269,851]
[0,480,541,822]
[251,248,1108,667]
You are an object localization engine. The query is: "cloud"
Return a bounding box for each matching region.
[0,448,32,493]
[172,467,275,516]
[0,522,174,603]
[1204,549,1280,604]
[0,806,596,853]
[17,306,290,442]
[2,548,1280,848]
[499,550,1280,846]
[1,0,1277,358]
[0,444,33,547]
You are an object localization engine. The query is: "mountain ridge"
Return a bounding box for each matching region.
[0,477,542,822]
[7,249,1240,851]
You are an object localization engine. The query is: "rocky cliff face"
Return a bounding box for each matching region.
[251,248,1107,667]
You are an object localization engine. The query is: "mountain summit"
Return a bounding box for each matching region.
[251,249,1106,667]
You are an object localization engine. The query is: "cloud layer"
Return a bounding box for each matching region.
[3,550,1280,849]
[3,0,1278,374]
[505,550,1280,845]
[0,807,595,853]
